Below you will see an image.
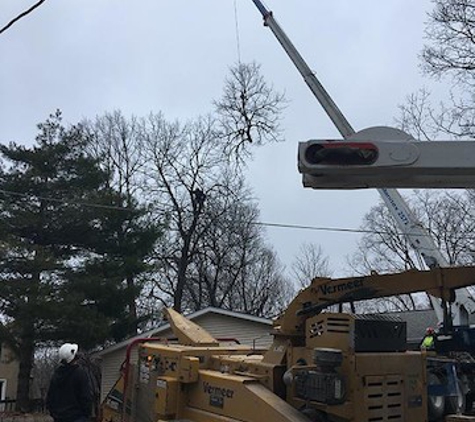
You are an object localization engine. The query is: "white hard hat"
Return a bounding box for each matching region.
[58,343,78,364]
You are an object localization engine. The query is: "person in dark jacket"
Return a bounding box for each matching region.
[46,343,93,422]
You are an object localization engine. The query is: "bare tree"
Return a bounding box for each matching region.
[351,202,420,274]
[230,247,293,318]
[423,0,475,84]
[353,191,475,273]
[187,191,293,317]
[348,203,421,312]
[186,188,261,310]
[82,111,161,333]
[415,190,475,265]
[138,114,222,312]
[397,0,475,139]
[214,62,286,163]
[397,87,475,139]
[134,111,292,316]
[397,89,441,141]
[291,243,332,289]
[350,190,475,311]
[85,111,146,199]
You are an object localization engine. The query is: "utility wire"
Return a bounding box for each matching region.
[0,187,459,239]
[0,0,47,36]
[255,222,375,235]
[0,189,135,212]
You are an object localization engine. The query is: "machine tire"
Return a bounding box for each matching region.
[445,379,466,415]
[465,392,475,413]
[300,407,327,422]
[427,372,446,421]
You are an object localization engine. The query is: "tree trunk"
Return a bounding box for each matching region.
[174,232,194,313]
[15,329,35,412]
[126,274,138,334]
[174,256,187,313]
[16,255,40,412]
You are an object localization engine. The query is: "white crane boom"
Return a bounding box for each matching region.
[250,0,475,325]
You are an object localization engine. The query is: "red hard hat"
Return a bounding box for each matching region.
[426,327,435,334]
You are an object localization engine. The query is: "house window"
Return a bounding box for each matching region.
[0,379,5,411]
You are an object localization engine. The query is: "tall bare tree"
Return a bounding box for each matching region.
[83,111,161,333]
[187,190,292,317]
[139,114,228,312]
[138,62,287,313]
[136,113,290,316]
[350,190,475,311]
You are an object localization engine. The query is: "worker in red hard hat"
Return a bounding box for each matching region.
[421,327,436,350]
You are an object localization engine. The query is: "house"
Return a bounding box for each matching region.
[0,343,19,410]
[96,307,274,401]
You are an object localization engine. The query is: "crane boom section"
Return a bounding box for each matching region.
[251,0,354,138]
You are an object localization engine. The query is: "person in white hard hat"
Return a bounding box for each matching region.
[46,343,92,422]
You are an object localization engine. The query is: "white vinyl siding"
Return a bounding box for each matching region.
[193,314,273,348]
[0,343,19,400]
[100,348,127,402]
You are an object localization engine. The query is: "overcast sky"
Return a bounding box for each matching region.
[0,0,435,276]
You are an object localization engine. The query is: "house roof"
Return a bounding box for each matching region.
[383,309,438,341]
[386,308,475,341]
[97,307,272,357]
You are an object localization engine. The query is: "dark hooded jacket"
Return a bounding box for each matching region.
[46,362,92,422]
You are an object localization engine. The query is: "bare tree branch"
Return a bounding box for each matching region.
[214,62,286,165]
[0,0,47,36]
[291,243,332,288]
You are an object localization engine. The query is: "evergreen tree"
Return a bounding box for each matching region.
[0,112,159,410]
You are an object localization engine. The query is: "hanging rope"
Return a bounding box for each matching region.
[233,0,242,63]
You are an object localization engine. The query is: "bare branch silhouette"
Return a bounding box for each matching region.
[0,0,47,36]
